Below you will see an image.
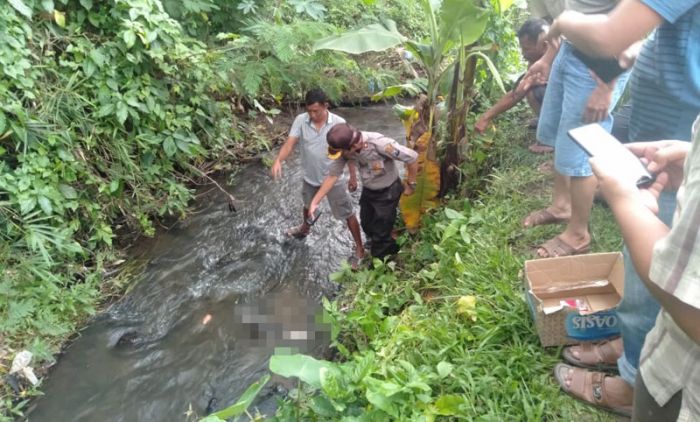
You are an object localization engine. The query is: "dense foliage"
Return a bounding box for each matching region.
[0,0,420,418]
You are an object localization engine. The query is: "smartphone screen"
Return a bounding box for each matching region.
[571,48,626,83]
[568,123,655,187]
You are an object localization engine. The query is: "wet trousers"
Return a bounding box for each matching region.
[359,179,403,259]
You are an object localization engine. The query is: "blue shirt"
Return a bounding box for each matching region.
[640,0,700,109]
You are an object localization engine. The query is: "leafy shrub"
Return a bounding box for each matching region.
[0,0,420,418]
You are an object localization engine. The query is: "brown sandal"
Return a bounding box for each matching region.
[522,208,568,228]
[528,143,554,154]
[285,224,310,239]
[554,363,632,417]
[536,235,590,258]
[562,337,622,371]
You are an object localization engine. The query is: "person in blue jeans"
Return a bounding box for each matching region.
[544,0,700,416]
[520,0,630,261]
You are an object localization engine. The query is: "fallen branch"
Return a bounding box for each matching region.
[183,163,238,212]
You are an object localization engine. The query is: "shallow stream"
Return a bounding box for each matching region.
[26,104,404,421]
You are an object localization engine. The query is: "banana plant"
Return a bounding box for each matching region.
[314,0,510,229]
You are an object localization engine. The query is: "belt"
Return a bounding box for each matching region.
[365,178,401,193]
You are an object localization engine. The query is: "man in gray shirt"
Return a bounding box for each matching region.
[271,89,364,266]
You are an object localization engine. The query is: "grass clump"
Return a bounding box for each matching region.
[271,113,620,421]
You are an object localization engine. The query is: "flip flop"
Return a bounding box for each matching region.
[536,235,590,258]
[562,338,622,371]
[528,143,554,154]
[285,224,309,239]
[522,208,568,228]
[553,364,632,417]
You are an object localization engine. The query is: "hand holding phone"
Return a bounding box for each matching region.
[568,123,655,188]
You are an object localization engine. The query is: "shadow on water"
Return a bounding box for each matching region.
[26,104,405,421]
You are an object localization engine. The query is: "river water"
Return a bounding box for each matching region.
[26,105,405,421]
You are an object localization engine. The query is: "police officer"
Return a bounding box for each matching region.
[308,123,418,260]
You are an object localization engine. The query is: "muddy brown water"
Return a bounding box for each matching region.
[26,105,405,421]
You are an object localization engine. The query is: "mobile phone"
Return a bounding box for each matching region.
[305,210,322,226]
[568,123,655,188]
[572,48,626,83]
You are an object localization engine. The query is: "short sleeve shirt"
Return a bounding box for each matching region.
[289,111,346,186]
[328,132,418,190]
[528,0,565,19]
[640,114,700,419]
[565,0,617,14]
[638,0,700,109]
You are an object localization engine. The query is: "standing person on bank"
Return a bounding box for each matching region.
[521,0,630,259]
[308,123,418,261]
[271,89,365,267]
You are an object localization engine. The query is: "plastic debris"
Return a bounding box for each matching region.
[10,350,39,386]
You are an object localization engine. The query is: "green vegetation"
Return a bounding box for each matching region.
[263,114,620,421]
[0,0,420,418]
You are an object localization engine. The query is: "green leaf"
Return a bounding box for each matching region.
[467,51,506,93]
[90,49,106,67]
[116,102,128,125]
[58,184,77,199]
[444,208,463,220]
[434,394,465,415]
[0,111,6,134]
[176,140,191,154]
[437,361,453,378]
[208,374,269,420]
[314,21,406,54]
[53,10,65,27]
[370,83,423,101]
[9,299,36,321]
[41,0,54,11]
[198,417,222,422]
[123,30,136,48]
[163,138,176,157]
[82,60,97,78]
[38,196,53,215]
[8,0,32,18]
[269,354,333,389]
[109,179,121,194]
[19,197,37,214]
[496,0,514,12]
[439,0,489,48]
[79,0,93,9]
[242,67,263,97]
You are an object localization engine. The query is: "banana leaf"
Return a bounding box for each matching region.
[400,132,440,231]
[313,20,405,54]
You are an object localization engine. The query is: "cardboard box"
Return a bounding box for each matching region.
[524,252,624,347]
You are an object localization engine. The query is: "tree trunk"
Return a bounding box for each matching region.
[439,46,477,197]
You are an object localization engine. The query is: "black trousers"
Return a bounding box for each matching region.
[359,179,404,259]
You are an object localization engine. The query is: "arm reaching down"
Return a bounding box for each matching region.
[272,135,300,179]
[308,175,340,218]
[475,90,524,134]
